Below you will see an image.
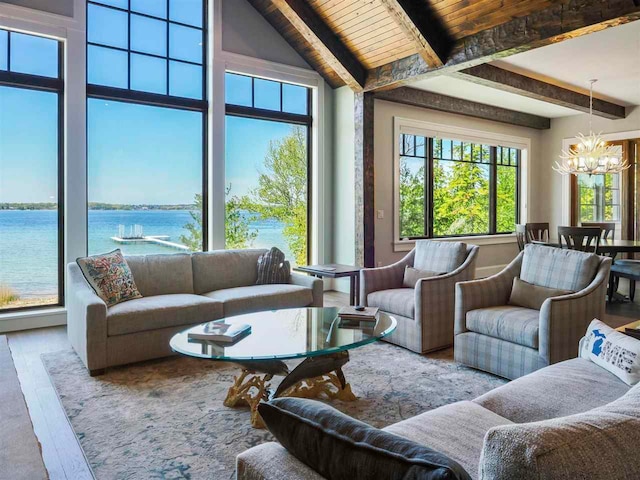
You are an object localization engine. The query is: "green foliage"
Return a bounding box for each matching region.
[0,284,18,306]
[180,193,204,251]
[399,161,425,237]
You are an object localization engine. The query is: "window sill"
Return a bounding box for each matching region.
[393,234,517,252]
[0,307,66,333]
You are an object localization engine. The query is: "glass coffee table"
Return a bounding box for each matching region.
[170,307,396,428]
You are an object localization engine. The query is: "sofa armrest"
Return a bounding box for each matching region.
[237,442,324,480]
[66,263,108,373]
[289,272,323,307]
[454,252,523,335]
[360,250,415,305]
[539,256,612,364]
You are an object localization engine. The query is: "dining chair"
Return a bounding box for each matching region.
[558,226,601,253]
[515,224,528,251]
[582,222,616,241]
[525,222,550,243]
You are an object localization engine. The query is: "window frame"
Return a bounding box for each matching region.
[85,0,209,252]
[0,29,65,313]
[224,71,313,263]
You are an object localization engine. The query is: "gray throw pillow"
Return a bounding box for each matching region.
[256,247,290,285]
[403,266,441,288]
[508,277,572,310]
[258,398,472,480]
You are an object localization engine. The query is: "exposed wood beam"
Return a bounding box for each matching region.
[269,0,367,90]
[379,0,453,67]
[366,0,640,91]
[374,87,551,130]
[354,92,375,267]
[452,64,626,120]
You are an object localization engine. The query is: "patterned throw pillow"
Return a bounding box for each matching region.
[256,247,291,285]
[76,249,142,307]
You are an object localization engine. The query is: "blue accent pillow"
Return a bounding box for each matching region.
[258,398,471,480]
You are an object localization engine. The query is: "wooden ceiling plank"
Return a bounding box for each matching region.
[270,0,367,90]
[379,0,453,66]
[453,64,626,120]
[365,0,640,91]
[375,86,551,129]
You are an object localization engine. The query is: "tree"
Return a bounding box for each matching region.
[180,193,203,251]
[399,161,425,237]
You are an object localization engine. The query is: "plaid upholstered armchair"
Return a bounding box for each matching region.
[455,244,611,380]
[360,241,479,354]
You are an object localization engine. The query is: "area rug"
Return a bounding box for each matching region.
[42,343,506,479]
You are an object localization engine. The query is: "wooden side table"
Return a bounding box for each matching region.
[293,264,363,306]
[617,319,640,340]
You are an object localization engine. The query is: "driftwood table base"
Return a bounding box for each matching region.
[224,351,357,428]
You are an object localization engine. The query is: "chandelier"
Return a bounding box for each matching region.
[553,80,629,176]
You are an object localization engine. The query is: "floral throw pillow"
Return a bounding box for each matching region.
[76,249,142,307]
[256,247,291,285]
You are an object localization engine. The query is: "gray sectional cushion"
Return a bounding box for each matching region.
[466,306,539,349]
[107,294,223,336]
[125,253,194,296]
[367,288,415,319]
[520,244,600,291]
[202,284,312,317]
[192,249,266,294]
[474,358,630,423]
[384,401,512,480]
[414,240,467,274]
[479,383,640,480]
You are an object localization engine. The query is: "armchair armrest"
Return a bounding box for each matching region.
[360,250,415,305]
[66,263,108,373]
[454,252,523,335]
[539,256,612,364]
[289,272,323,307]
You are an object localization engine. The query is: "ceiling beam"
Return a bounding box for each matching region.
[366,0,640,91]
[379,0,453,67]
[452,64,627,120]
[269,0,367,90]
[374,87,550,130]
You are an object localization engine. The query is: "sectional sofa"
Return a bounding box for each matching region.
[67,249,323,375]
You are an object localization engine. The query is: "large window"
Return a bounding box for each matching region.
[577,173,621,223]
[87,0,207,255]
[399,134,520,239]
[224,72,311,266]
[0,29,63,311]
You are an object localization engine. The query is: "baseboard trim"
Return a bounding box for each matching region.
[0,309,67,334]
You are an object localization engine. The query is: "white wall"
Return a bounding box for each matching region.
[373,98,544,275]
[538,107,640,232]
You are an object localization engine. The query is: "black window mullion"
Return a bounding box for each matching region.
[6,31,10,72]
[515,150,521,225]
[489,146,497,234]
[166,0,170,95]
[127,0,131,90]
[427,137,434,238]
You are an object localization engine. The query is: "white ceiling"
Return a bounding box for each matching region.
[412,20,640,118]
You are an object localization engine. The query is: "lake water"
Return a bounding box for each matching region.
[0,209,292,298]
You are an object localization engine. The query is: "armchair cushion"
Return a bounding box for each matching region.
[466,306,539,349]
[367,288,415,319]
[508,277,572,310]
[520,244,600,291]
[414,240,467,274]
[402,266,441,288]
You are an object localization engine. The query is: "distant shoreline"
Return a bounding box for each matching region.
[0,203,196,211]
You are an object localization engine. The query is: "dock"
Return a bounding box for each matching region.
[111,235,190,251]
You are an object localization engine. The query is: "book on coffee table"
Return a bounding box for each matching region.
[338,306,379,320]
[188,322,251,343]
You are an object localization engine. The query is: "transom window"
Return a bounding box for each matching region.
[399,133,520,239]
[87,0,205,100]
[225,72,310,116]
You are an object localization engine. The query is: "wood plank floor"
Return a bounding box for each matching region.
[5,289,638,479]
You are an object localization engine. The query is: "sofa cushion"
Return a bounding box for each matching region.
[202,284,312,317]
[384,401,512,480]
[479,383,640,480]
[256,247,291,285]
[192,249,266,294]
[259,398,472,480]
[107,294,223,336]
[125,253,194,296]
[474,357,630,423]
[508,277,572,310]
[402,266,441,288]
[520,243,600,291]
[414,240,467,274]
[466,306,539,349]
[367,288,415,319]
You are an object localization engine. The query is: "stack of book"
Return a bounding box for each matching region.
[188,322,251,344]
[338,306,379,321]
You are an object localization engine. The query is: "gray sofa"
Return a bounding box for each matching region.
[67,249,323,375]
[236,342,639,479]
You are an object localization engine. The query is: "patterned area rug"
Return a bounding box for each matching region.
[42,343,506,479]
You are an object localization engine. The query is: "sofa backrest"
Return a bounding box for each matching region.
[192,249,268,294]
[413,240,467,273]
[520,243,600,291]
[125,253,194,296]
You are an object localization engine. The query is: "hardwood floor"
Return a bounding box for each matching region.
[5,288,637,479]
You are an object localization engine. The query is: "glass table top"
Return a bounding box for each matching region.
[170,307,397,361]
